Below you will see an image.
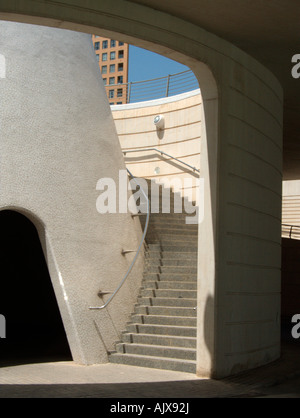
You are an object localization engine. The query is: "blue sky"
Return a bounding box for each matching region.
[128,45,190,82]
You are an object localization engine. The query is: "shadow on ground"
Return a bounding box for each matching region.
[0,343,299,398]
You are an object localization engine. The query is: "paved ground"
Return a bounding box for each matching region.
[0,342,299,398]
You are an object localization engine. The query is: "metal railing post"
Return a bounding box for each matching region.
[281,224,300,240]
[166,74,170,97]
[127,82,132,103]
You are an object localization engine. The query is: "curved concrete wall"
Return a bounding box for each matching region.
[214,63,283,377]
[0,0,283,378]
[0,21,144,365]
[112,90,201,202]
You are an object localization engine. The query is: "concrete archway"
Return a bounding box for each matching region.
[0,2,283,378]
[0,210,72,365]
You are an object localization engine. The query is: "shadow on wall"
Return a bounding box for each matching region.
[0,210,72,366]
[204,294,215,374]
[124,153,200,179]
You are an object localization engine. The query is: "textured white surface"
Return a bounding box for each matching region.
[0,21,144,365]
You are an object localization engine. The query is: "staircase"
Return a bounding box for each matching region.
[109,180,198,373]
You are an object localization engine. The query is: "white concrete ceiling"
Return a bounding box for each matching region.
[127,0,300,179]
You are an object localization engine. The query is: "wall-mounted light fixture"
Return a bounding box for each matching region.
[154,114,165,130]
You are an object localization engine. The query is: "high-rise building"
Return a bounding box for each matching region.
[92,35,129,105]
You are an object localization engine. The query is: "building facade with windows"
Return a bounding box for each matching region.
[92,35,129,105]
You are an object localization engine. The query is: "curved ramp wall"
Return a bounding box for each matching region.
[0,21,144,365]
[112,90,201,203]
[213,65,283,377]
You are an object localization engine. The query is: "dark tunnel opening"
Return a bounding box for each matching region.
[0,210,72,366]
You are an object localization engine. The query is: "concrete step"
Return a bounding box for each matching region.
[116,342,196,361]
[145,257,197,266]
[147,203,196,214]
[145,258,197,267]
[149,226,198,235]
[142,210,197,220]
[148,210,198,218]
[149,220,198,228]
[143,273,197,282]
[146,262,197,271]
[141,280,197,290]
[147,253,193,262]
[146,239,197,247]
[126,323,197,337]
[148,198,194,208]
[146,191,193,199]
[146,242,198,258]
[147,265,197,273]
[142,217,198,227]
[146,233,198,243]
[130,314,197,327]
[109,352,196,374]
[145,251,198,260]
[138,296,197,308]
[134,304,197,317]
[146,243,198,252]
[140,288,197,299]
[149,216,199,225]
[149,203,196,213]
[143,187,195,200]
[121,332,197,348]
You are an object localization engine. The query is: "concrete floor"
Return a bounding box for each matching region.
[0,342,299,398]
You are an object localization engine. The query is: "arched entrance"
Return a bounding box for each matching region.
[0,210,72,365]
[0,5,283,377]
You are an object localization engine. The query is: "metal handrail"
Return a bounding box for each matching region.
[89,147,198,310]
[123,148,200,174]
[89,168,150,310]
[105,70,199,104]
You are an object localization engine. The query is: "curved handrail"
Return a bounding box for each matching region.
[123,148,200,174]
[89,168,150,310]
